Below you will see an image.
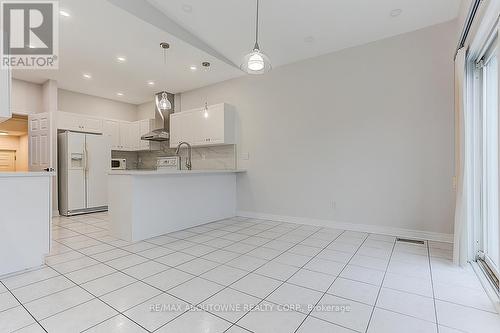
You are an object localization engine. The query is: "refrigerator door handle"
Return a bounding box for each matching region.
[84,144,89,172]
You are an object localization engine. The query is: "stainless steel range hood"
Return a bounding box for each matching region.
[141,91,175,142]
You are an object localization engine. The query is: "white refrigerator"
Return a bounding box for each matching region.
[58,131,110,216]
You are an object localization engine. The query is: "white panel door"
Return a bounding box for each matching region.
[0,150,15,171]
[66,132,86,211]
[85,134,109,208]
[28,113,52,171]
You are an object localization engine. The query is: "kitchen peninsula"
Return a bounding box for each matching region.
[108,169,244,241]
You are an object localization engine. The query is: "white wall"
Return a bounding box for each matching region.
[137,101,154,120]
[58,89,138,121]
[11,79,43,115]
[180,20,457,236]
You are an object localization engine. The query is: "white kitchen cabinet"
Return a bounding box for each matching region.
[57,111,158,152]
[170,103,235,148]
[170,110,196,147]
[119,122,133,150]
[103,120,121,150]
[56,112,103,134]
[104,119,158,151]
[0,66,12,123]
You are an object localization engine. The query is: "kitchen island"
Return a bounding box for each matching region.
[0,172,54,276]
[108,169,245,241]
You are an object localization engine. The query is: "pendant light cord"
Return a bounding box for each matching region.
[254,0,259,49]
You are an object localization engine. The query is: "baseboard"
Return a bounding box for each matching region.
[52,210,59,217]
[237,210,453,243]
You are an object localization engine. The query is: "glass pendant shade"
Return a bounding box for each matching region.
[155,92,171,111]
[241,45,271,75]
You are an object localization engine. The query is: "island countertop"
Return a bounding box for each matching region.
[108,169,245,176]
[0,171,56,178]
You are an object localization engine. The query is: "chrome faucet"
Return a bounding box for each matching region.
[175,142,192,170]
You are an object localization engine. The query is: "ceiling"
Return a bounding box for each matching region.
[13,0,461,105]
[149,0,461,68]
[12,0,242,104]
[0,116,28,136]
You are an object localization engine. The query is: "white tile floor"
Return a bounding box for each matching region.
[1,212,500,333]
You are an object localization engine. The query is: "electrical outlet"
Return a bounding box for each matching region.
[240,152,250,160]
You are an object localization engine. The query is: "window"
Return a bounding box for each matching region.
[475,32,500,287]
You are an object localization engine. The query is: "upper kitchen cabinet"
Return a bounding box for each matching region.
[103,120,121,150]
[0,66,12,123]
[170,103,235,148]
[56,112,103,134]
[103,119,159,151]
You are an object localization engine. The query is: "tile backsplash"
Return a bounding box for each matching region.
[112,144,236,170]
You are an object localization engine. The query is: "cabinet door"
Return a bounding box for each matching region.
[169,114,184,148]
[202,105,225,144]
[138,119,150,150]
[103,120,120,150]
[118,122,130,151]
[57,112,81,131]
[83,117,103,134]
[0,66,11,123]
[129,122,140,151]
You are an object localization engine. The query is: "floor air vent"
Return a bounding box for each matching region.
[396,238,425,245]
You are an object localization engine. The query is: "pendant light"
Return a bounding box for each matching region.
[155,42,172,112]
[203,102,209,118]
[156,92,171,111]
[240,0,271,74]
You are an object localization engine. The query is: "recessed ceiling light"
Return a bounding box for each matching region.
[116,92,124,96]
[116,56,126,63]
[82,73,92,79]
[390,9,402,17]
[189,65,197,71]
[59,10,70,17]
[147,80,155,86]
[201,62,211,71]
[182,4,193,13]
[304,36,315,43]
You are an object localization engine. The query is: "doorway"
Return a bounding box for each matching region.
[0,150,16,171]
[0,115,29,172]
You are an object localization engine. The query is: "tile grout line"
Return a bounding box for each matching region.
[224,229,351,332]
[151,222,313,332]
[291,233,374,333]
[362,237,397,333]
[45,216,309,332]
[427,242,440,333]
[0,280,49,333]
[8,214,483,333]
